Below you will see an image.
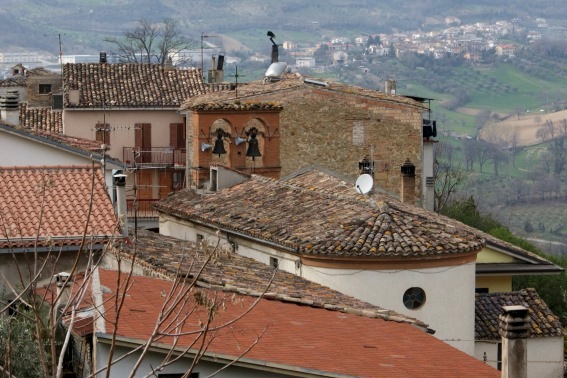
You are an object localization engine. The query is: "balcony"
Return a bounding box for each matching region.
[123,147,186,168]
[127,199,158,220]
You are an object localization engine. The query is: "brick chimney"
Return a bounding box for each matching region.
[499,305,529,378]
[400,159,415,204]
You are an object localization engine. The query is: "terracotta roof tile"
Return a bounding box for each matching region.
[0,166,118,248]
[63,63,230,108]
[19,103,63,133]
[181,72,427,111]
[156,173,484,259]
[0,120,105,155]
[85,268,499,377]
[123,228,427,328]
[475,289,564,340]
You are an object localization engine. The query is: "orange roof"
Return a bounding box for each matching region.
[0,166,118,248]
[91,269,498,377]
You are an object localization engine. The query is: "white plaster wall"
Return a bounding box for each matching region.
[63,109,185,162]
[159,216,476,355]
[96,342,295,378]
[301,262,476,355]
[475,338,564,378]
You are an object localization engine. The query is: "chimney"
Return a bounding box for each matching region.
[99,51,107,64]
[499,305,529,378]
[217,52,225,71]
[52,272,71,320]
[400,159,415,204]
[113,172,128,237]
[385,79,396,94]
[0,90,20,125]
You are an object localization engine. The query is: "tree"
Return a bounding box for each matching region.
[0,168,271,377]
[433,140,469,212]
[104,18,194,65]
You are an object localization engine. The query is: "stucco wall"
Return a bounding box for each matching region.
[476,276,512,292]
[63,109,184,162]
[475,337,564,378]
[160,216,476,355]
[95,343,294,378]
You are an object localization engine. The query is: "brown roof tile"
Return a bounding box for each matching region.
[181,72,427,111]
[0,166,118,248]
[156,173,484,259]
[63,63,230,108]
[475,289,564,340]
[19,103,63,133]
[124,228,427,329]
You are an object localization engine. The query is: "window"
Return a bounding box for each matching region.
[38,84,52,95]
[403,287,426,310]
[170,123,186,149]
[475,288,489,294]
[95,123,111,146]
[270,257,279,269]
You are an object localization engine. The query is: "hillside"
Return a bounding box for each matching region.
[1,0,567,53]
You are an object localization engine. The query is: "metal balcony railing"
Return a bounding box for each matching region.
[123,147,186,168]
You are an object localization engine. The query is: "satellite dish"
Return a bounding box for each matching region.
[355,174,374,194]
[265,62,288,79]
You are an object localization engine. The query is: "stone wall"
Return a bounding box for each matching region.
[250,87,423,201]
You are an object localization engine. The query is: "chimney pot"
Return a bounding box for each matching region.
[400,159,416,204]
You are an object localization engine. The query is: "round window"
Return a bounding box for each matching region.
[403,287,426,310]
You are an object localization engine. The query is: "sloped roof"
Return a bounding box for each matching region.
[156,172,484,259]
[124,228,426,327]
[83,267,499,377]
[63,63,230,108]
[0,121,123,168]
[475,289,564,340]
[180,72,427,111]
[19,103,63,133]
[0,166,118,248]
[0,76,26,87]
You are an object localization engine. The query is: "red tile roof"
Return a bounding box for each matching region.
[63,63,230,108]
[91,268,498,377]
[156,172,485,259]
[122,228,426,328]
[0,166,118,248]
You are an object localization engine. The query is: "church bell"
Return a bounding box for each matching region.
[212,129,227,156]
[245,127,262,160]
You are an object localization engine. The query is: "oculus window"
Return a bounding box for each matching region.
[403,287,426,310]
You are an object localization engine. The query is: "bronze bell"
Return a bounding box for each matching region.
[212,129,227,156]
[245,127,261,160]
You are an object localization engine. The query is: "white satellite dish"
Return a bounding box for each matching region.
[264,62,288,79]
[355,174,374,194]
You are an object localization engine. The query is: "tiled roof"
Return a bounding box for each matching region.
[0,77,26,87]
[0,121,123,167]
[124,228,426,328]
[19,103,63,133]
[475,289,564,340]
[63,63,230,108]
[0,166,118,248]
[156,173,485,259]
[188,100,283,111]
[180,72,427,111]
[87,267,498,377]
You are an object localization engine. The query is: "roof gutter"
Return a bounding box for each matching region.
[95,333,355,377]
